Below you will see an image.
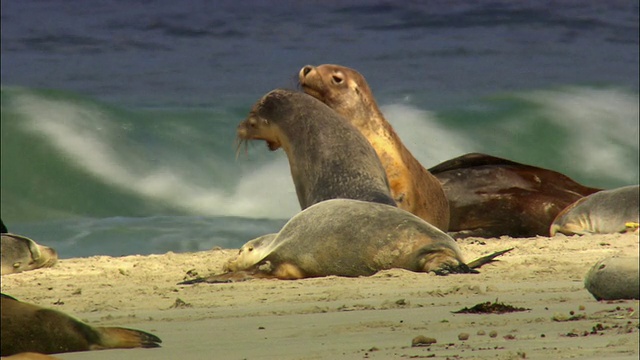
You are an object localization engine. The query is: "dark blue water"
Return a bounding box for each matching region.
[1,0,638,257]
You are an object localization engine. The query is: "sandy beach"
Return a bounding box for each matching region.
[2,232,638,360]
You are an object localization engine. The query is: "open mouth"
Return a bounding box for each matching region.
[235,137,280,157]
[266,140,280,151]
[298,81,323,98]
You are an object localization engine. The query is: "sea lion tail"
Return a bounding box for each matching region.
[466,248,514,270]
[94,327,162,350]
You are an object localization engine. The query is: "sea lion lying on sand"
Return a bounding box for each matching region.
[550,185,639,236]
[1,293,161,356]
[1,220,58,275]
[179,199,511,283]
[584,256,639,301]
[428,153,602,238]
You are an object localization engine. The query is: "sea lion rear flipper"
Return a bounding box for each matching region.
[466,248,514,270]
[95,327,162,349]
[177,271,259,285]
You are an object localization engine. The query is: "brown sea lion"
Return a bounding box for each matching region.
[299,64,450,231]
[428,153,602,238]
[1,228,58,275]
[0,293,161,356]
[550,185,639,236]
[236,88,397,209]
[179,199,511,283]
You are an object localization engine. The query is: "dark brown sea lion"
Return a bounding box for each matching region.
[179,199,511,283]
[0,293,161,356]
[236,88,397,209]
[428,152,602,238]
[299,64,450,231]
[1,221,58,275]
[550,185,639,235]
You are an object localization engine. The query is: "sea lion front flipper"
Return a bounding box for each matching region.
[466,248,514,270]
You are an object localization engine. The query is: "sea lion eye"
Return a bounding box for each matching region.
[332,73,344,84]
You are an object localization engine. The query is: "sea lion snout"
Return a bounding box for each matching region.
[300,65,314,77]
[236,116,280,151]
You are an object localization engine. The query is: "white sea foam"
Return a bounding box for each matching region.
[380,103,476,167]
[521,87,639,186]
[15,92,299,219]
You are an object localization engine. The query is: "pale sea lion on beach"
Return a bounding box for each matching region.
[299,64,450,231]
[584,256,639,301]
[428,153,602,238]
[236,88,396,209]
[179,199,511,283]
[550,185,639,236]
[1,220,58,275]
[0,293,162,356]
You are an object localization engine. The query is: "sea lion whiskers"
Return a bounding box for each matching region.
[234,136,249,160]
[237,114,282,151]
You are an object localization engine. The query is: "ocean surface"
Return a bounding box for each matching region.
[1,0,638,258]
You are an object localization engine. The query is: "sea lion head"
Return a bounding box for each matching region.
[1,233,58,275]
[236,90,295,152]
[298,64,377,125]
[223,233,277,272]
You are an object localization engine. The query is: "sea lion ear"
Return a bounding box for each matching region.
[261,118,269,125]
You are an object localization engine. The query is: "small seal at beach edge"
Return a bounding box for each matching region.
[584,256,640,301]
[179,199,512,283]
[1,224,58,275]
[1,293,162,356]
[236,88,396,209]
[299,64,450,231]
[550,185,639,236]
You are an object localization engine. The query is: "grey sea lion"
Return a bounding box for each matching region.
[180,199,511,283]
[428,153,602,238]
[550,185,639,236]
[236,88,396,209]
[0,293,162,356]
[584,256,639,301]
[1,224,58,275]
[299,64,450,231]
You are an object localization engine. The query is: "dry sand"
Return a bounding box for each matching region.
[2,233,638,360]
